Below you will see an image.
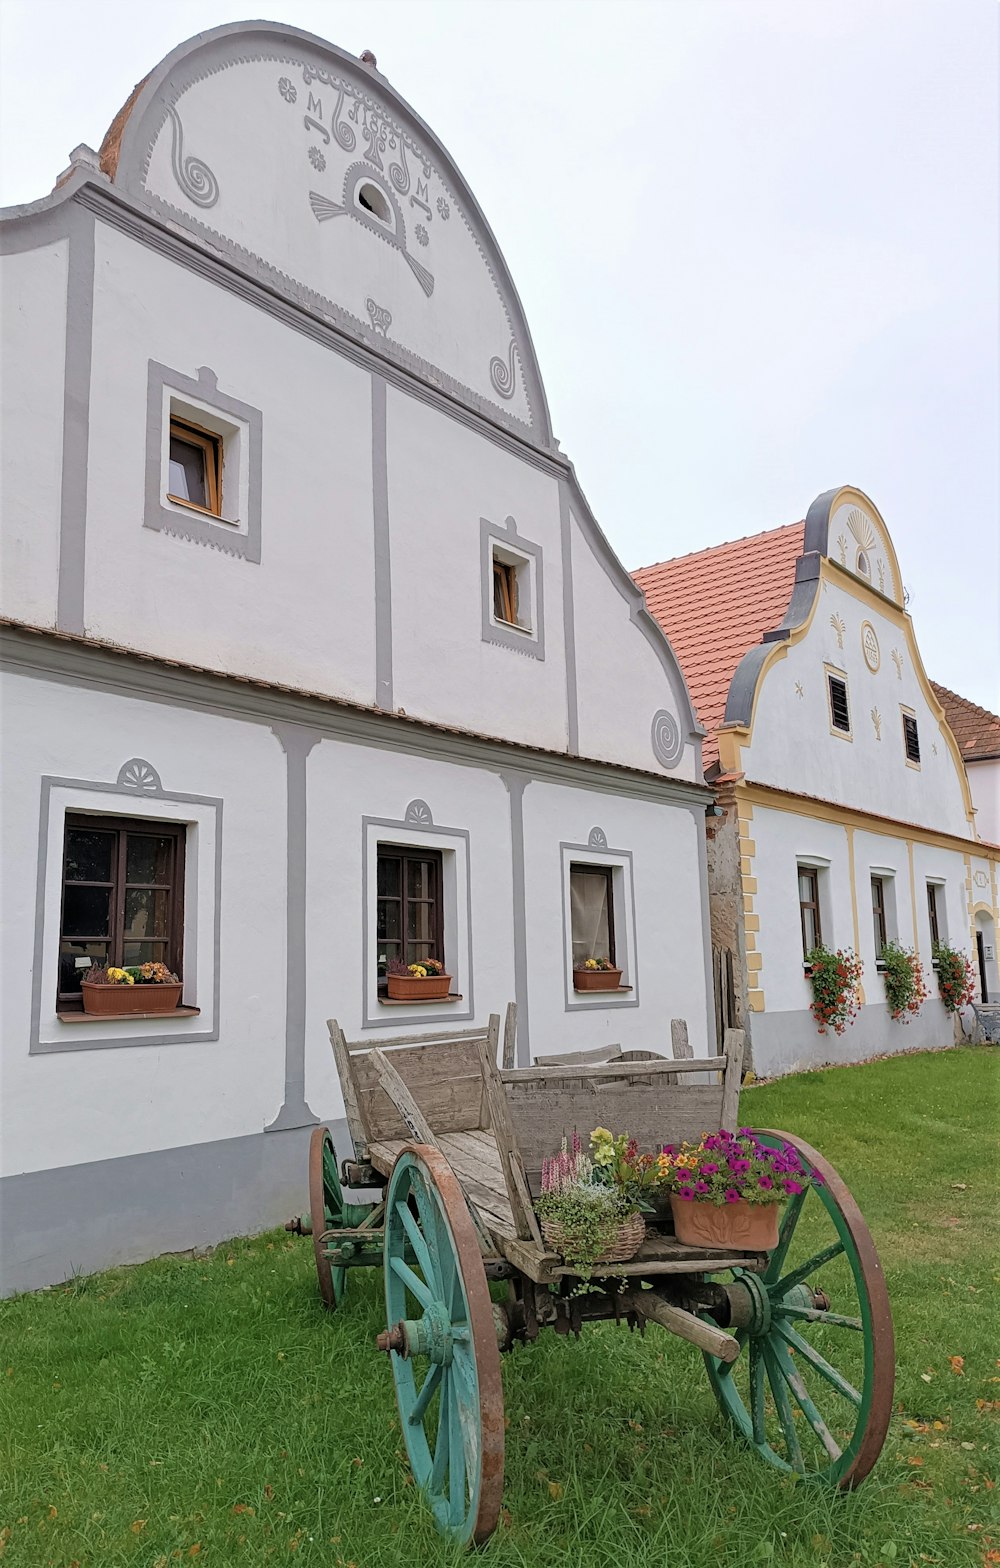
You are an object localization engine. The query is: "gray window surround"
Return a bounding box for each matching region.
[145,360,263,561]
[480,515,544,661]
[560,839,639,1012]
[361,808,474,1028]
[30,761,223,1053]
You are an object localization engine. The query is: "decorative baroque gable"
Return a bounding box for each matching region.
[114,29,543,437]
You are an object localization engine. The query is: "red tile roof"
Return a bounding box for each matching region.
[633,522,805,770]
[931,683,1000,762]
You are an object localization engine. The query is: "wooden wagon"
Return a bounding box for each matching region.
[290,1010,894,1546]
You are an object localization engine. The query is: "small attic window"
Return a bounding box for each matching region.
[856,549,871,578]
[357,182,391,224]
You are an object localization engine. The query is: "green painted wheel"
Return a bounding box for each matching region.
[381,1145,504,1547]
[703,1129,894,1488]
[309,1125,347,1310]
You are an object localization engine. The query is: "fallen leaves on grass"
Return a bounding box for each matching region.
[950,1356,966,1375]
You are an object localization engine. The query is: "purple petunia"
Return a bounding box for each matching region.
[728,1157,751,1174]
[783,1179,804,1195]
[757,1174,774,1190]
[677,1184,696,1201]
[699,1163,719,1175]
[723,1187,741,1204]
[694,1180,709,1194]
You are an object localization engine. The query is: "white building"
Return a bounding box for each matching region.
[0,23,713,1292]
[635,487,1000,1077]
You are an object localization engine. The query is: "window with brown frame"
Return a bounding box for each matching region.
[871,876,887,956]
[828,673,851,734]
[492,558,518,625]
[569,864,616,966]
[927,883,941,946]
[376,845,444,990]
[168,416,222,516]
[902,711,921,764]
[798,867,822,956]
[57,815,185,1009]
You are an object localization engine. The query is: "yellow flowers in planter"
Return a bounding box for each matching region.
[106,967,135,985]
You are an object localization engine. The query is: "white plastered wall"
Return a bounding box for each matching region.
[749,801,967,1075]
[967,758,1000,846]
[521,782,711,1054]
[386,388,568,750]
[571,513,698,780]
[741,572,973,839]
[0,240,66,627]
[0,671,287,1178]
[84,221,377,705]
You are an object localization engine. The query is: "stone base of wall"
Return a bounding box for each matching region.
[1,1118,354,1295]
[748,999,958,1080]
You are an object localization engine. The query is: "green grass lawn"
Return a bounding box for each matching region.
[2,1046,998,1568]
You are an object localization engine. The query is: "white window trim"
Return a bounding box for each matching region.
[560,840,638,1011]
[32,777,221,1053]
[480,515,545,660]
[361,817,473,1028]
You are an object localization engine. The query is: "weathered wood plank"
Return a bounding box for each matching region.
[327,1019,369,1155]
[508,1082,726,1185]
[476,1029,541,1244]
[502,1002,518,1071]
[670,1019,693,1058]
[720,1028,745,1132]
[369,1049,437,1145]
[501,1056,725,1083]
[532,1043,622,1067]
[345,1027,490,1051]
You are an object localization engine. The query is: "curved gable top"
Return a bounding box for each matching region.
[100,21,552,444]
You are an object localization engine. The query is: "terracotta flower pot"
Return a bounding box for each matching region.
[670,1193,780,1250]
[386,973,452,1001]
[572,968,623,992]
[81,980,183,1016]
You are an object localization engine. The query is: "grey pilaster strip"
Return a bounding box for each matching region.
[57,206,96,633]
[266,723,321,1130]
[558,479,579,755]
[372,374,393,710]
[501,769,530,1064]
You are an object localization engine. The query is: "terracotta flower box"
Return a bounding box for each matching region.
[386,973,453,1002]
[81,980,183,1017]
[573,967,623,993]
[670,1193,780,1250]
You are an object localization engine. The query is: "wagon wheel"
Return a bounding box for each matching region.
[309,1125,347,1310]
[378,1145,504,1547]
[703,1129,894,1488]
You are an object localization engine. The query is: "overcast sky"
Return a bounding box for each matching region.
[1,0,997,709]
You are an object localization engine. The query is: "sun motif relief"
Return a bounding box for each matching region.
[861,622,880,673]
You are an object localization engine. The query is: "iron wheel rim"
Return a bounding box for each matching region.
[309,1125,347,1310]
[703,1128,894,1488]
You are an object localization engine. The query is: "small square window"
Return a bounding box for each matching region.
[902,710,921,765]
[167,417,222,516]
[480,517,544,659]
[827,671,851,735]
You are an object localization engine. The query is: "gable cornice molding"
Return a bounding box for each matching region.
[0,621,713,810]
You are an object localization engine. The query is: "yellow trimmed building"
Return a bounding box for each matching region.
[635,485,999,1075]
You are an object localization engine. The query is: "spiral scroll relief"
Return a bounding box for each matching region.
[650,710,683,769]
[166,104,220,209]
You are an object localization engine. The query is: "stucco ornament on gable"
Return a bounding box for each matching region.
[100,22,552,442]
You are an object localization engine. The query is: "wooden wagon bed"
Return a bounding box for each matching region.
[329,1012,768,1284]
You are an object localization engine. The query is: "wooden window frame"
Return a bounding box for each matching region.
[798,866,822,957]
[927,883,941,947]
[871,875,887,957]
[826,671,852,736]
[901,708,921,767]
[167,415,223,517]
[492,557,519,626]
[57,814,185,1011]
[376,843,445,993]
[569,862,617,966]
